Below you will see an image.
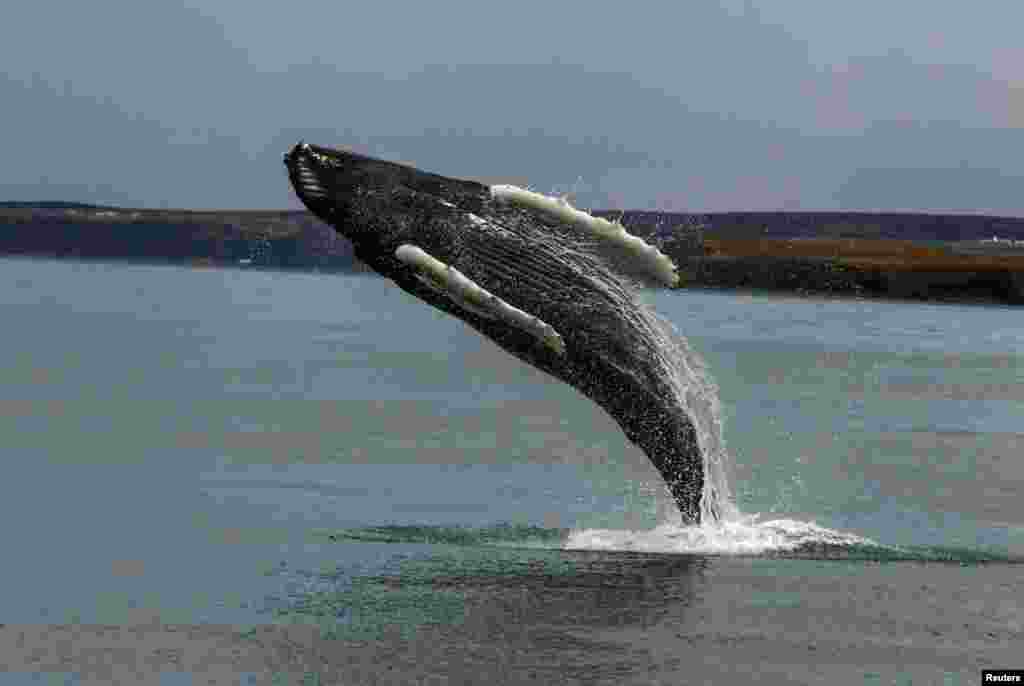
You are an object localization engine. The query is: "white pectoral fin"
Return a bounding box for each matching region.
[490,184,680,288]
[394,244,566,356]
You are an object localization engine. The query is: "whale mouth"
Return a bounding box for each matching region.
[283,142,332,208]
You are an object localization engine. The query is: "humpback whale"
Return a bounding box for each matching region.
[283,142,716,524]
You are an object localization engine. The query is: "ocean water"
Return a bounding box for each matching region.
[0,256,1021,684]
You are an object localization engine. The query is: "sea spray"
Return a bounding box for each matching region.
[493,188,882,550]
[644,307,737,524]
[563,517,888,556]
[491,189,883,553]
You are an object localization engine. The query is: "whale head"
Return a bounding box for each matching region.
[283,141,679,288]
[282,141,489,247]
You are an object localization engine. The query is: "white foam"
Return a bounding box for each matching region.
[489,184,679,287]
[564,515,879,556]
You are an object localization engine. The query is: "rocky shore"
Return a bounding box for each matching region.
[3,203,1024,304]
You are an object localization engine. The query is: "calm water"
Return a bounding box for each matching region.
[1,257,1021,684]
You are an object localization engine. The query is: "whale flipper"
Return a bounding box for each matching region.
[490,185,679,288]
[394,243,566,356]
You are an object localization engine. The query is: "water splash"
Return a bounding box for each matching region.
[642,306,738,524]
[316,522,1024,563]
[564,515,878,556]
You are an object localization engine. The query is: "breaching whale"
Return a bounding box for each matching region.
[283,142,716,524]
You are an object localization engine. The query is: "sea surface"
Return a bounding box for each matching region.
[0,256,1021,684]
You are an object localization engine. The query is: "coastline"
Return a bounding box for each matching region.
[3,204,1023,305]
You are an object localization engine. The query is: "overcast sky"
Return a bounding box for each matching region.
[3,1,1022,213]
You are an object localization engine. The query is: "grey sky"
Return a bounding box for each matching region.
[2,0,1022,213]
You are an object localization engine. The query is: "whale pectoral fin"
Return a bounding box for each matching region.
[394,244,566,356]
[490,185,680,288]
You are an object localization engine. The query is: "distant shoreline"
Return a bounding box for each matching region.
[3,203,1023,305]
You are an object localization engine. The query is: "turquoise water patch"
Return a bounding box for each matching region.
[313,522,566,548]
